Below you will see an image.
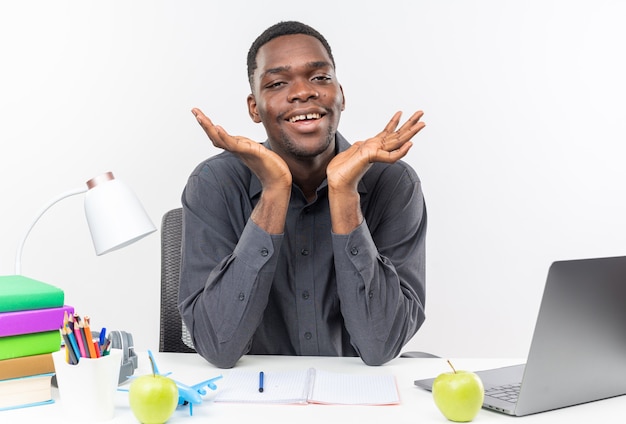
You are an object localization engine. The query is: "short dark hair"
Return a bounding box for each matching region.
[247,21,335,88]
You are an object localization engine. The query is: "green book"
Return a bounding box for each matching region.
[0,275,64,313]
[0,330,61,361]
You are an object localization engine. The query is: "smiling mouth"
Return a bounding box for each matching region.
[288,113,322,123]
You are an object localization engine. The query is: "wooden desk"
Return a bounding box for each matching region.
[2,352,623,422]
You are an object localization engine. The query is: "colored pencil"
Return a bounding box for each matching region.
[60,327,79,364]
[82,317,97,359]
[72,315,86,358]
[93,340,101,358]
[65,327,81,362]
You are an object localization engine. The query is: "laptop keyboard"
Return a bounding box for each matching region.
[484,383,521,403]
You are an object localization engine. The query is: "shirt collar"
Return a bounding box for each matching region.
[248,132,367,198]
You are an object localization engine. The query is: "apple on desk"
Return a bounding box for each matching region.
[129,355,179,424]
[432,360,484,422]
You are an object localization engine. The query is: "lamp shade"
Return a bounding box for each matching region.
[84,172,156,255]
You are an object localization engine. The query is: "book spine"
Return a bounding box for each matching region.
[0,331,61,361]
[0,305,74,337]
[0,276,65,313]
[0,294,65,313]
[0,353,55,380]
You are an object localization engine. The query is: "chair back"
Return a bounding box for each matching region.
[159,207,195,352]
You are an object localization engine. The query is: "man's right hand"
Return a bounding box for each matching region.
[192,108,291,234]
[192,108,292,191]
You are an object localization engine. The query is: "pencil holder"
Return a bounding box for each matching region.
[52,348,122,422]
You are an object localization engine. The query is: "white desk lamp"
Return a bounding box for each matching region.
[0,172,154,383]
[12,171,156,275]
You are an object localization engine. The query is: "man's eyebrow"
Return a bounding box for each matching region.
[261,65,291,78]
[260,61,333,79]
[307,60,332,70]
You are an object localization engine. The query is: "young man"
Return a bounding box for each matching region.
[179,21,427,368]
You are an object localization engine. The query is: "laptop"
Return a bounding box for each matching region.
[414,255,626,416]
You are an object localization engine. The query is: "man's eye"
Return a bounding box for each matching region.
[313,75,331,82]
[266,81,285,89]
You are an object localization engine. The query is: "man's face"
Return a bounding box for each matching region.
[247,34,345,160]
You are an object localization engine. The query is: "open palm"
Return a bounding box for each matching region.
[192,108,292,190]
[327,111,425,192]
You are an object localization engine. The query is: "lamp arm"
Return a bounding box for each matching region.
[15,186,88,274]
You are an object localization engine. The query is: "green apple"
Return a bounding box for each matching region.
[129,356,179,424]
[432,360,484,422]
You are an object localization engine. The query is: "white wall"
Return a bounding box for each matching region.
[2,0,625,359]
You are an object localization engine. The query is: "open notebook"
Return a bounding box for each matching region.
[214,368,400,405]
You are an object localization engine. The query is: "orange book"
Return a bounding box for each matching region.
[0,353,55,380]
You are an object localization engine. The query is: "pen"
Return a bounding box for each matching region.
[102,338,111,356]
[259,371,264,393]
[99,327,106,347]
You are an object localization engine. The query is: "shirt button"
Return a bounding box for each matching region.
[350,246,359,255]
[302,290,310,300]
[300,248,309,256]
[304,332,312,340]
[368,290,374,299]
[238,292,245,301]
[260,248,269,257]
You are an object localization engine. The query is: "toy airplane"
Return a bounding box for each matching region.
[121,350,223,416]
[148,350,223,416]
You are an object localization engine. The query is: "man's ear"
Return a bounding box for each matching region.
[247,94,262,123]
[340,85,346,111]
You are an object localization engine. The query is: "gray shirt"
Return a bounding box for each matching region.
[179,133,427,368]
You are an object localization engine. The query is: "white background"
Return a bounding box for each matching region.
[2,0,625,360]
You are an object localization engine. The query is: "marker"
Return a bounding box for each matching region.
[259,371,264,393]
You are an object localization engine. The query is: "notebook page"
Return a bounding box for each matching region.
[214,369,310,404]
[308,370,400,405]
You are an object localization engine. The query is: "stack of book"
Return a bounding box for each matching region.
[0,275,73,411]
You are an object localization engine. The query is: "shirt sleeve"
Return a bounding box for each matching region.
[178,164,283,369]
[331,166,427,366]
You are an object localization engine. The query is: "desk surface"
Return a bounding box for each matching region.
[2,352,623,422]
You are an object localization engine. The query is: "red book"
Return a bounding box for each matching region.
[0,305,74,337]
